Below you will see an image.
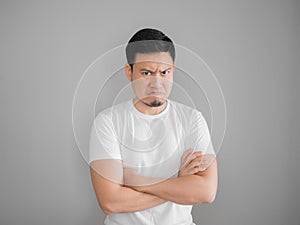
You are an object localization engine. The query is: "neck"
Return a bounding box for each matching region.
[133,98,167,115]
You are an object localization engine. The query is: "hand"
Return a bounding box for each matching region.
[178,149,203,177]
[196,154,216,173]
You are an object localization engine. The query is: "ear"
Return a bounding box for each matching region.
[125,64,133,81]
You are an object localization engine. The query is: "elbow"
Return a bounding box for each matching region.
[194,186,217,204]
[98,200,117,215]
[101,205,113,215]
[192,191,216,204]
[204,190,217,203]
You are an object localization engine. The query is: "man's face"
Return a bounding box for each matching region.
[126,52,174,107]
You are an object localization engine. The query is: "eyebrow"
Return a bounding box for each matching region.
[139,68,171,72]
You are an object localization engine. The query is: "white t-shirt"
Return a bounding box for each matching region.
[89,99,215,225]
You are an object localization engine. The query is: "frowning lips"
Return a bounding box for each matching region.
[147,90,166,96]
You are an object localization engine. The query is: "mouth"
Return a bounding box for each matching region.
[148,92,162,95]
[147,90,165,96]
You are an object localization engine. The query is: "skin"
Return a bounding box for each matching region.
[125,52,174,115]
[90,52,218,214]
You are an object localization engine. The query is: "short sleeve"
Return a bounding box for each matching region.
[186,110,216,156]
[88,113,121,164]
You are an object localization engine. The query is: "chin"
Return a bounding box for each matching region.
[138,96,164,107]
[149,97,166,103]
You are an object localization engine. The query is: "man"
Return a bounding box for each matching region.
[89,28,218,225]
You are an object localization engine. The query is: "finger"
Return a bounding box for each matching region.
[185,151,202,164]
[180,163,203,176]
[198,160,210,171]
[200,154,215,165]
[192,151,202,159]
[178,167,188,177]
[187,167,201,175]
[198,165,206,172]
[182,153,203,171]
[180,151,203,173]
[186,157,203,170]
[199,154,216,171]
[181,148,193,164]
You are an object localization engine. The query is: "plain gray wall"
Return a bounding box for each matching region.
[0,0,299,225]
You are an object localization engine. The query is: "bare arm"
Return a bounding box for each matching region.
[90,159,166,215]
[128,154,218,205]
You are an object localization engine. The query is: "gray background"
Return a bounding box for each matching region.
[0,0,299,225]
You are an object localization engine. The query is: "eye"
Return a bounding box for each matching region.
[161,70,170,75]
[142,71,151,76]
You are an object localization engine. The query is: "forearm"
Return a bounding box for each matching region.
[135,175,215,205]
[131,154,218,205]
[104,186,166,214]
[90,165,166,215]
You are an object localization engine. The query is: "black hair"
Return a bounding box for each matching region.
[125,28,175,69]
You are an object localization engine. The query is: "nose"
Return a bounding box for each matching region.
[149,72,163,88]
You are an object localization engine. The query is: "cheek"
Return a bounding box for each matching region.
[132,78,150,93]
[166,74,173,82]
[164,77,173,88]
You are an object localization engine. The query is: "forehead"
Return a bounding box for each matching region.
[134,52,174,69]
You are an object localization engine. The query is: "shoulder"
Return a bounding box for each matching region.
[94,100,131,125]
[168,100,203,118]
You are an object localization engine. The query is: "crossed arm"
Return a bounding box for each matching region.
[90,150,218,215]
[90,159,166,214]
